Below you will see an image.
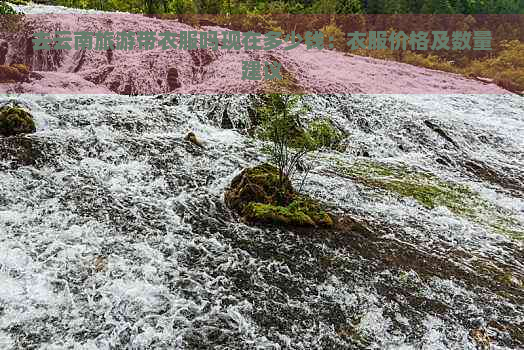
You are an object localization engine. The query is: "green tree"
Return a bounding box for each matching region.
[0,1,17,14]
[384,0,409,13]
[421,0,453,13]
[367,0,384,13]
[257,94,315,189]
[310,0,337,13]
[336,0,364,13]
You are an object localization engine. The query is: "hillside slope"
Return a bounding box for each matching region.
[0,3,515,94]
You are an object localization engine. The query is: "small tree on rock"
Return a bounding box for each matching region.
[256,94,316,192]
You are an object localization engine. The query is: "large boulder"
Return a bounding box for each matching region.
[224,163,333,228]
[0,105,36,137]
[225,163,294,211]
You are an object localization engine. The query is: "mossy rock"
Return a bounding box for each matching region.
[286,195,334,227]
[242,202,316,226]
[225,163,294,211]
[0,64,29,82]
[225,163,333,228]
[0,106,36,137]
[242,196,333,228]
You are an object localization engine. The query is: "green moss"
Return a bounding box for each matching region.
[243,202,315,226]
[225,163,294,212]
[308,119,344,150]
[242,195,334,228]
[287,195,334,227]
[496,272,514,287]
[489,216,524,240]
[245,163,294,204]
[380,179,475,215]
[336,160,523,240]
[495,272,523,288]
[340,160,475,214]
[0,106,36,137]
[225,163,334,228]
[0,2,17,14]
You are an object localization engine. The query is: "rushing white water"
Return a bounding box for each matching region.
[1,3,524,350]
[0,92,522,349]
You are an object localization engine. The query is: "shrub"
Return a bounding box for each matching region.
[7,0,28,5]
[320,22,346,51]
[256,94,316,189]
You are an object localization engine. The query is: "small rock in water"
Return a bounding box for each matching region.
[470,328,490,350]
[94,256,108,272]
[424,119,458,148]
[184,132,204,148]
